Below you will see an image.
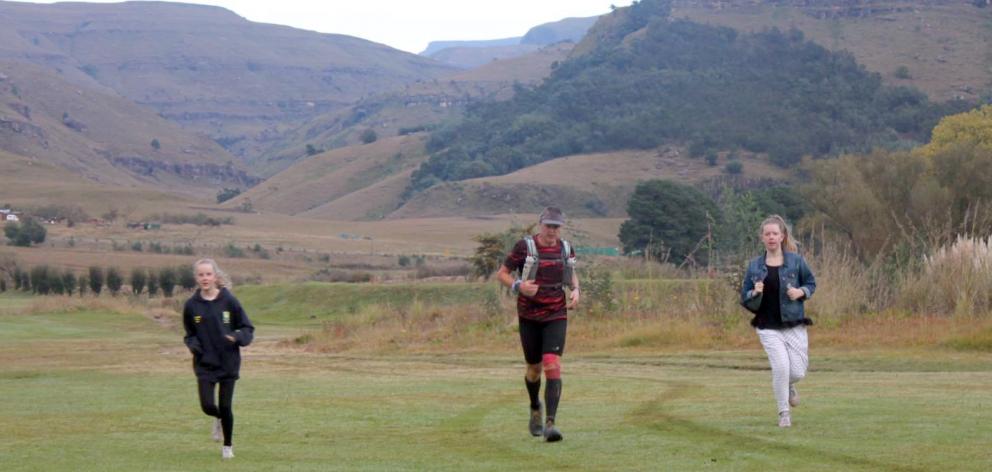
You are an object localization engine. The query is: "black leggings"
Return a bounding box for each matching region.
[198,379,236,446]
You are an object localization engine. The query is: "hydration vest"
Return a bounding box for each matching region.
[520,236,576,290]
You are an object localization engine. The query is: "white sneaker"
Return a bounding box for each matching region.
[778,411,792,428]
[789,385,800,407]
[222,446,234,460]
[212,418,222,442]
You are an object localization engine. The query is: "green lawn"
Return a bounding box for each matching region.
[1,294,991,471]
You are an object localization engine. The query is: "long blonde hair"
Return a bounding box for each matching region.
[760,215,798,253]
[193,258,232,289]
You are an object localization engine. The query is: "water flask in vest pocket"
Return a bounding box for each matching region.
[521,254,538,281]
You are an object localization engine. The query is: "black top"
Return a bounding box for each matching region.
[183,287,254,382]
[751,265,813,330]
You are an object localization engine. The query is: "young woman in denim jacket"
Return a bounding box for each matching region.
[740,215,816,427]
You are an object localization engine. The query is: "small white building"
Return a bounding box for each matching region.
[5,214,19,222]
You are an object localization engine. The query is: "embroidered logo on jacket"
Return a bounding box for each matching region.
[194,315,202,324]
[223,311,231,324]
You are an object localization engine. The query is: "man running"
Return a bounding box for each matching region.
[496,207,580,442]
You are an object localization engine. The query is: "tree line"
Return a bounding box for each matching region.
[5,265,197,297]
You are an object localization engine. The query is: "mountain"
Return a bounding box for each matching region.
[254,43,574,176]
[422,16,598,69]
[420,38,521,56]
[0,60,251,197]
[0,0,456,165]
[224,134,429,221]
[669,0,992,102]
[409,0,975,192]
[521,16,599,45]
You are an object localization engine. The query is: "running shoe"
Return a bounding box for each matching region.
[222,446,234,459]
[544,420,563,442]
[789,385,800,407]
[778,412,792,428]
[529,404,544,437]
[212,418,222,442]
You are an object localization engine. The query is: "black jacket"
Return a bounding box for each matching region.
[183,288,254,381]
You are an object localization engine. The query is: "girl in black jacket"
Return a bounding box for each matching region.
[183,258,254,460]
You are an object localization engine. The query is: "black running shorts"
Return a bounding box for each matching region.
[518,317,567,365]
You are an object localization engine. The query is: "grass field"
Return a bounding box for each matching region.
[1,290,991,471]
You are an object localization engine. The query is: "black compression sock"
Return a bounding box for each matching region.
[545,378,562,422]
[525,378,541,410]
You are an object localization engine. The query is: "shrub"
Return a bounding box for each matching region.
[724,161,743,174]
[159,267,177,297]
[360,128,378,144]
[88,266,104,295]
[178,265,196,291]
[106,267,123,296]
[224,243,247,258]
[147,271,159,297]
[216,187,241,203]
[62,271,77,296]
[130,268,147,295]
[4,218,46,247]
[78,275,88,297]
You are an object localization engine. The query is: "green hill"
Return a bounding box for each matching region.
[410,0,974,192]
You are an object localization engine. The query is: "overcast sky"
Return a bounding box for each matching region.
[15,0,634,53]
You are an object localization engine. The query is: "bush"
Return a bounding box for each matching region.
[360,128,378,144]
[309,269,373,283]
[88,266,104,295]
[224,243,247,258]
[30,265,51,294]
[131,268,147,295]
[216,187,242,203]
[724,161,743,174]
[4,218,46,247]
[49,270,65,295]
[178,265,196,291]
[106,267,123,296]
[62,271,77,296]
[159,267,177,297]
[147,271,159,297]
[131,241,143,252]
[78,275,88,297]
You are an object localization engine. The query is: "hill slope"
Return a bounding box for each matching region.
[255,44,574,176]
[0,1,456,165]
[669,0,992,101]
[393,146,787,219]
[411,1,972,191]
[0,61,251,196]
[0,149,199,214]
[225,135,429,220]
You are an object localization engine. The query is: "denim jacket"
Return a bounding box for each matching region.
[740,252,816,323]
